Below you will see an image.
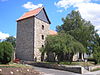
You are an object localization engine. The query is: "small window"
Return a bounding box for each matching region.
[42,25,44,30]
[42,45,44,48]
[42,35,44,40]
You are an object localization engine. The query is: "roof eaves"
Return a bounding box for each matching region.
[16,15,35,22]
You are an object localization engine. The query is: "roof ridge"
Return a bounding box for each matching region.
[28,7,43,13]
[22,6,43,14]
[17,7,43,21]
[34,7,43,16]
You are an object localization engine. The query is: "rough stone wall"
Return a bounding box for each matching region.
[34,17,50,61]
[16,17,34,61]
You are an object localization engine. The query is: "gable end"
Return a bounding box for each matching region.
[36,8,51,24]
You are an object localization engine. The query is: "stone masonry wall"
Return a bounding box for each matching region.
[34,17,50,61]
[16,17,34,61]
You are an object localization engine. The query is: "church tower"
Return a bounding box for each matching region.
[16,7,51,61]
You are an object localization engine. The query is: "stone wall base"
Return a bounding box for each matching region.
[23,62,87,74]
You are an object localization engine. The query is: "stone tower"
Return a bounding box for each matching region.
[16,7,51,61]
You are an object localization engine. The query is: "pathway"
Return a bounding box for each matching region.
[33,66,100,75]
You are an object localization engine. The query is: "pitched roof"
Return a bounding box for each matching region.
[49,30,57,35]
[17,7,43,21]
[17,7,51,24]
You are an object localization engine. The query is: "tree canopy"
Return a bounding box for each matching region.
[41,32,85,62]
[56,10,98,54]
[41,10,100,63]
[5,36,16,48]
[0,41,13,64]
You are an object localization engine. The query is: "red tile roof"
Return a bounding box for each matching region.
[17,7,42,21]
[49,30,57,35]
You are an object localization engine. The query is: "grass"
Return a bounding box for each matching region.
[42,61,95,66]
[42,62,57,64]
[0,63,32,68]
[59,62,78,65]
[59,61,94,66]
[9,63,32,68]
[91,68,100,71]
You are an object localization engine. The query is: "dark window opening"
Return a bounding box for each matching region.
[42,45,44,48]
[42,35,44,40]
[42,25,44,30]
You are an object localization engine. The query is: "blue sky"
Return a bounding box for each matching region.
[0,0,100,39]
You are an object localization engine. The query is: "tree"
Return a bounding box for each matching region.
[5,36,16,48]
[93,36,100,64]
[0,42,13,64]
[41,32,85,63]
[56,10,98,58]
[93,46,100,64]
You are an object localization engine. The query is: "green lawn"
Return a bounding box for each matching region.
[92,68,100,71]
[41,61,95,66]
[0,63,32,68]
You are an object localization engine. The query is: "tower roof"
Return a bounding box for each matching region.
[17,7,42,21]
[49,30,57,35]
[17,7,51,24]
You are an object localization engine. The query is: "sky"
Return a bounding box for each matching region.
[0,0,100,40]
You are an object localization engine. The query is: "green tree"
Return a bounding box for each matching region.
[93,46,100,64]
[41,32,85,63]
[0,42,13,64]
[56,10,98,57]
[5,36,16,48]
[93,36,100,64]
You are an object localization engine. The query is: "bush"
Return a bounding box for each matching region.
[93,46,100,64]
[0,42,13,64]
[13,58,20,63]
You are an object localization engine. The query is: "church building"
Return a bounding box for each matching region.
[16,7,53,61]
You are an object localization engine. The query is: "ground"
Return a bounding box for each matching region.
[33,66,79,75]
[0,64,42,75]
[0,63,100,75]
[33,66,100,75]
[0,67,41,75]
[0,66,100,75]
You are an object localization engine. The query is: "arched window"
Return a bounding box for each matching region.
[42,35,44,40]
[42,25,44,30]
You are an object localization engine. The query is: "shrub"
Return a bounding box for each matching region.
[0,42,13,64]
[93,46,100,64]
[13,58,20,63]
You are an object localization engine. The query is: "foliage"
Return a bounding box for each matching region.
[0,63,32,68]
[38,61,94,66]
[41,10,100,63]
[45,33,85,54]
[56,10,99,54]
[5,36,16,48]
[0,42,13,64]
[93,33,100,64]
[93,46,100,64]
[92,68,100,71]
[59,62,78,65]
[42,32,85,62]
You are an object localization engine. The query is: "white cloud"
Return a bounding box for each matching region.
[55,0,100,34]
[22,2,43,10]
[14,36,16,38]
[55,0,91,9]
[0,32,9,40]
[57,10,63,12]
[75,3,100,34]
